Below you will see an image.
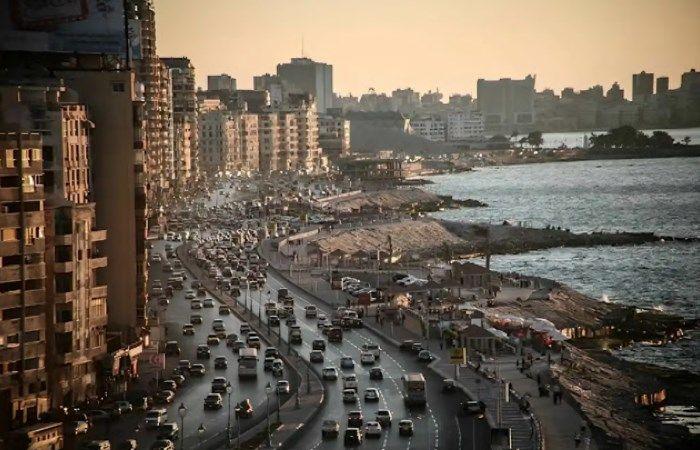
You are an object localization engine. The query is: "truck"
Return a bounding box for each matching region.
[288,326,302,345]
[328,327,343,343]
[277,288,294,306]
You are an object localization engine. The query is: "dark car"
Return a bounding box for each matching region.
[461,400,486,415]
[164,341,180,356]
[347,411,363,428]
[399,340,415,351]
[312,339,326,351]
[235,399,254,418]
[157,423,179,440]
[196,345,211,359]
[344,428,362,446]
[268,315,280,327]
[155,390,174,404]
[369,367,384,380]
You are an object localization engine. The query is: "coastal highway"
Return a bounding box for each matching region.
[241,268,491,450]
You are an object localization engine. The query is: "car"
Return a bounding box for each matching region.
[322,367,338,380]
[159,380,177,392]
[347,411,363,428]
[226,333,239,346]
[271,359,284,377]
[376,410,392,427]
[182,324,195,335]
[171,374,186,387]
[211,377,228,393]
[212,319,225,331]
[363,421,382,438]
[285,316,297,326]
[342,388,358,403]
[442,378,457,393]
[87,410,111,423]
[418,350,435,362]
[411,342,424,354]
[158,297,170,306]
[369,367,384,380]
[115,400,133,414]
[157,422,179,440]
[264,357,275,371]
[312,339,326,351]
[361,343,381,359]
[317,317,328,328]
[164,341,180,356]
[184,291,196,300]
[343,428,363,446]
[144,409,167,429]
[309,350,324,363]
[190,314,203,324]
[65,420,89,435]
[399,340,415,351]
[119,440,138,450]
[360,352,375,365]
[265,347,279,358]
[235,399,254,418]
[305,305,318,318]
[461,400,486,415]
[231,339,245,352]
[150,440,174,450]
[178,359,191,372]
[340,357,355,369]
[247,335,261,349]
[276,380,290,395]
[364,388,380,402]
[155,390,174,404]
[214,356,228,369]
[190,363,206,376]
[190,300,203,309]
[321,419,340,439]
[203,298,215,308]
[398,419,414,436]
[204,393,223,410]
[207,335,220,346]
[268,315,280,326]
[219,305,231,315]
[239,323,250,334]
[343,374,358,391]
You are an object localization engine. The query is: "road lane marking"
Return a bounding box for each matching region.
[455,416,462,449]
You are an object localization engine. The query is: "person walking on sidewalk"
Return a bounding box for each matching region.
[439,340,443,350]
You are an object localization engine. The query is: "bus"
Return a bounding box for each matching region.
[402,373,427,407]
[238,348,258,379]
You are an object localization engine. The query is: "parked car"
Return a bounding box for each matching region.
[276,380,290,395]
[157,422,179,440]
[204,393,223,410]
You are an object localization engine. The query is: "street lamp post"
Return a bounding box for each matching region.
[226,382,232,447]
[177,403,187,450]
[265,383,272,447]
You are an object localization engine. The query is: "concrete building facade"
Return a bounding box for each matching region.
[446,111,485,141]
[198,101,237,175]
[207,74,236,92]
[318,115,351,161]
[632,71,654,102]
[477,75,536,133]
[410,116,446,142]
[277,57,333,113]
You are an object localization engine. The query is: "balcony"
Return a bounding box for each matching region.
[89,314,108,327]
[91,229,107,242]
[54,321,74,333]
[54,234,72,246]
[0,186,44,201]
[0,238,45,257]
[0,210,44,228]
[54,290,76,303]
[90,285,107,299]
[0,262,45,282]
[54,261,73,273]
[0,288,44,307]
[89,256,107,269]
[0,318,19,335]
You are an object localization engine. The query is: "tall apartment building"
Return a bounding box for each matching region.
[0,131,49,432]
[237,113,259,172]
[129,0,174,202]
[198,100,237,175]
[258,111,298,172]
[207,74,236,92]
[0,83,109,407]
[391,88,421,113]
[253,74,285,106]
[59,70,148,336]
[318,115,350,161]
[289,94,323,172]
[277,57,333,113]
[162,57,199,186]
[632,71,654,102]
[477,75,535,133]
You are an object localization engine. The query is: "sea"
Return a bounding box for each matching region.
[423,156,700,373]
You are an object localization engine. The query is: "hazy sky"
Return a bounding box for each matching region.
[154,0,700,98]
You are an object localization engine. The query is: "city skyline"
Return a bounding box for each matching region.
[153,0,700,98]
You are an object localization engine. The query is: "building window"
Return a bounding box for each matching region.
[112,82,126,93]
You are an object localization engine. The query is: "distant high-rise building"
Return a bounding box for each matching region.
[421,90,443,106]
[656,77,669,94]
[606,82,625,102]
[253,73,285,106]
[277,57,333,113]
[447,111,485,141]
[477,76,535,132]
[318,115,351,161]
[680,68,700,92]
[391,88,420,113]
[632,71,654,102]
[208,74,237,92]
[162,57,199,185]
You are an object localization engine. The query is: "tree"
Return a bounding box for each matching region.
[510,130,519,142]
[682,136,691,146]
[527,131,544,149]
[648,130,674,149]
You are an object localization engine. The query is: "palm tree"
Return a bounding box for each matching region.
[682,136,691,146]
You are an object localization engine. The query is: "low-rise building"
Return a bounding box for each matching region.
[410,116,446,142]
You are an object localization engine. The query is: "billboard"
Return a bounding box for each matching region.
[0,0,126,55]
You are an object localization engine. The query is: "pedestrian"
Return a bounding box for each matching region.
[439,340,444,350]
[574,433,582,448]
[536,373,541,385]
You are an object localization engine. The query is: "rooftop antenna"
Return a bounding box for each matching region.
[301,34,305,57]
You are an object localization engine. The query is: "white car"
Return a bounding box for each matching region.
[340,357,355,369]
[190,300,203,309]
[363,421,382,438]
[360,352,375,365]
[276,380,290,395]
[364,388,379,402]
[396,275,428,287]
[321,419,340,439]
[184,291,196,300]
[342,388,358,403]
[343,374,358,391]
[322,367,338,380]
[317,316,329,328]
